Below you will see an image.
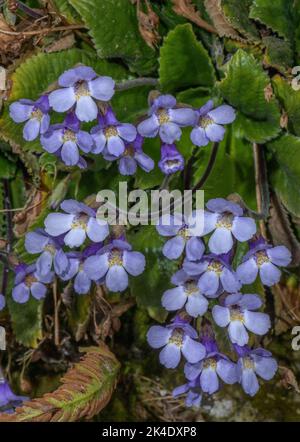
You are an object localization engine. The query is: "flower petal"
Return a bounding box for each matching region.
[123,251,145,276]
[208,227,233,254]
[84,254,109,280]
[190,127,209,147]
[117,123,137,142]
[228,321,249,346]
[86,217,109,243]
[147,325,172,349]
[220,267,241,293]
[198,271,219,296]
[41,129,63,153]
[267,245,292,266]
[244,311,271,335]
[75,96,98,122]
[49,87,76,112]
[12,283,30,303]
[107,135,125,157]
[159,344,181,369]
[169,108,196,126]
[9,102,33,122]
[162,236,185,260]
[159,122,181,143]
[241,368,259,396]
[25,231,49,254]
[212,305,230,327]
[74,271,91,295]
[232,216,256,242]
[88,76,115,101]
[186,293,208,317]
[31,282,47,300]
[36,251,53,277]
[208,105,236,124]
[186,237,205,261]
[259,262,281,286]
[236,258,258,285]
[161,286,187,311]
[205,123,225,142]
[216,359,237,384]
[137,115,159,138]
[64,227,86,248]
[106,265,128,292]
[200,368,219,394]
[253,356,277,381]
[61,141,80,166]
[23,118,40,141]
[44,213,74,236]
[182,336,206,363]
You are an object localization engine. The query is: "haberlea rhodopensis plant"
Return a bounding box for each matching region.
[1,0,300,423]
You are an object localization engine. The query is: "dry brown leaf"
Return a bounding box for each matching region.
[273,282,300,335]
[278,366,300,393]
[172,0,217,34]
[137,0,160,49]
[45,33,76,53]
[204,0,243,40]
[264,83,274,102]
[0,344,120,422]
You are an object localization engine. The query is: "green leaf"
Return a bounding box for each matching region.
[263,37,294,74]
[134,137,164,190]
[218,49,281,142]
[51,0,81,23]
[7,291,43,348]
[0,153,16,179]
[0,49,127,153]
[268,134,300,217]
[272,75,300,137]
[159,24,215,93]
[176,86,212,108]
[249,0,294,41]
[220,0,260,41]
[69,0,156,75]
[128,226,177,322]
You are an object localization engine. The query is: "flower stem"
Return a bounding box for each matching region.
[192,142,219,191]
[253,143,270,232]
[115,78,159,91]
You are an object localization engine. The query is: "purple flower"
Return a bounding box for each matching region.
[202,198,256,254]
[44,199,109,248]
[25,229,69,278]
[158,143,184,175]
[9,95,50,141]
[41,113,94,166]
[235,345,277,396]
[0,378,27,412]
[162,271,209,317]
[137,94,196,144]
[236,238,291,287]
[190,100,236,147]
[173,379,202,408]
[212,293,271,346]
[147,321,206,369]
[0,294,5,311]
[12,264,53,304]
[91,108,137,157]
[112,135,154,175]
[156,213,205,260]
[48,66,115,122]
[183,253,241,297]
[83,239,145,292]
[184,340,237,395]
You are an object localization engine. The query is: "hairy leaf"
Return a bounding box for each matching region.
[0,344,120,422]
[220,0,259,41]
[51,0,81,23]
[272,75,300,136]
[159,23,215,93]
[218,49,281,142]
[263,37,294,74]
[204,0,242,40]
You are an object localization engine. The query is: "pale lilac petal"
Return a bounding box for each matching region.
[228,321,249,346]
[208,105,236,124]
[198,271,219,296]
[184,362,202,380]
[49,87,76,112]
[156,214,183,236]
[220,268,241,293]
[241,368,259,396]
[205,123,225,142]
[212,305,230,327]
[159,344,181,368]
[186,293,208,317]
[53,249,69,276]
[25,231,48,253]
[91,130,106,153]
[182,336,206,363]
[12,283,30,303]
[36,251,52,277]
[206,198,243,216]
[168,108,196,126]
[198,100,214,116]
[200,368,219,394]
[74,271,91,294]
[107,135,125,157]
[202,211,218,235]
[9,102,33,122]
[154,94,176,109]
[190,127,209,146]
[106,265,128,292]
[172,384,189,396]
[31,282,47,300]
[253,356,277,380]
[119,156,137,175]
[86,218,109,243]
[147,325,172,349]
[123,251,145,276]
[64,227,86,248]
[61,141,79,166]
[44,213,74,236]
[216,359,237,384]
[134,152,154,172]
[208,227,233,254]
[88,76,115,100]
[267,246,292,266]
[232,217,256,242]
[259,262,281,286]
[40,114,50,134]
[60,199,82,214]
[238,294,262,310]
[244,311,271,335]
[186,237,205,261]
[236,258,258,284]
[84,254,109,280]
[183,259,208,276]
[163,236,185,260]
[41,129,63,153]
[75,96,98,122]
[159,122,181,144]
[117,124,137,142]
[137,115,159,138]
[23,118,40,141]
[76,131,94,153]
[161,286,187,311]
[224,293,243,306]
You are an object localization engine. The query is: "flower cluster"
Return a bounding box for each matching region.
[12,199,146,303]
[147,198,291,406]
[10,66,235,176]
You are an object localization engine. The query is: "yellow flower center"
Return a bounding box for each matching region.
[44,244,56,255]
[71,215,88,231]
[157,108,170,124]
[75,81,90,99]
[216,213,233,230]
[169,329,184,347]
[25,274,37,287]
[207,261,223,275]
[104,126,118,139]
[63,129,77,143]
[31,109,43,121]
[123,145,135,157]
[184,281,199,295]
[199,116,213,128]
[230,307,244,322]
[108,249,123,267]
[178,227,190,240]
[255,250,269,267]
[203,357,217,370]
[243,356,254,370]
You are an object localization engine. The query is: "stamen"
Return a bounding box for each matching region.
[169,329,184,347]
[255,250,269,267]
[75,81,90,99]
[44,244,56,255]
[184,281,199,295]
[71,215,88,231]
[203,357,217,370]
[108,249,123,267]
[216,213,233,230]
[31,109,43,121]
[25,274,37,287]
[207,261,223,275]
[199,116,213,128]
[243,356,255,370]
[63,129,77,143]
[104,126,118,139]
[230,307,244,322]
[157,108,170,124]
[178,227,190,240]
